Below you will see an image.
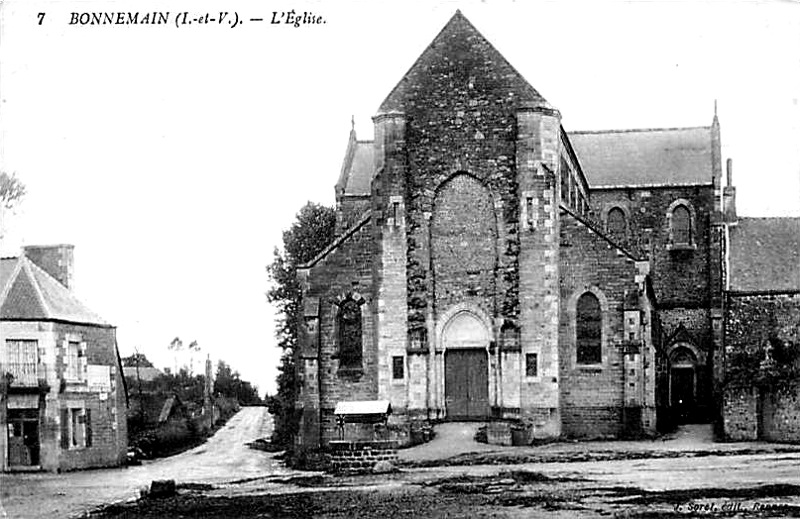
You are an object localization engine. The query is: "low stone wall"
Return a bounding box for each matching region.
[327,440,398,473]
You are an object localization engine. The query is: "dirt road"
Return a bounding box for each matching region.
[0,407,290,519]
[92,451,800,518]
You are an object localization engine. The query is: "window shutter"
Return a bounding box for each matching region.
[85,409,92,448]
[60,409,70,449]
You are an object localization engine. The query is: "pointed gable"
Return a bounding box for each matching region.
[379,11,545,113]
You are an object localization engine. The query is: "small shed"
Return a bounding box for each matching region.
[333,400,392,440]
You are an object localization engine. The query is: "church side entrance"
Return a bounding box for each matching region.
[669,346,698,424]
[445,349,489,418]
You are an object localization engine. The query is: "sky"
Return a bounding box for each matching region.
[1,0,799,395]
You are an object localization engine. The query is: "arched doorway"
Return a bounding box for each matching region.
[443,311,490,419]
[669,345,698,424]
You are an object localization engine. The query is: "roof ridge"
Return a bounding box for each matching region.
[21,256,54,319]
[0,256,24,307]
[569,125,711,135]
[298,211,372,270]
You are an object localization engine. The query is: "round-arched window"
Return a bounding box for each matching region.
[576,292,602,364]
[607,207,627,240]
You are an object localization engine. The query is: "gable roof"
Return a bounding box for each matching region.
[728,217,800,293]
[0,254,110,326]
[568,126,713,188]
[379,10,546,113]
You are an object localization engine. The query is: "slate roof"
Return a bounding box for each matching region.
[335,133,374,198]
[379,10,546,113]
[728,217,800,292]
[0,254,109,326]
[568,127,713,188]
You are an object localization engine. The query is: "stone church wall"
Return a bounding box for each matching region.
[301,220,378,444]
[558,210,644,438]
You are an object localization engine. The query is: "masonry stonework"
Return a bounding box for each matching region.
[292,11,789,448]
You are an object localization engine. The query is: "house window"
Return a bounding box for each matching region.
[671,205,692,245]
[576,292,602,364]
[5,339,38,386]
[337,297,363,369]
[607,207,627,240]
[392,356,404,380]
[65,341,85,381]
[61,408,91,449]
[525,353,538,378]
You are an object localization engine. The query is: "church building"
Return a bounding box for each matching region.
[293,11,763,447]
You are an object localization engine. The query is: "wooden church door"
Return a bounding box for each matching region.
[445,349,489,419]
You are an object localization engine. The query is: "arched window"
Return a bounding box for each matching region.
[337,297,362,368]
[607,207,627,240]
[576,292,602,364]
[672,205,692,245]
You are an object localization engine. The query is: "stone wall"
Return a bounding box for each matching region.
[558,209,644,438]
[301,218,378,445]
[723,292,800,441]
[52,323,126,471]
[327,440,398,473]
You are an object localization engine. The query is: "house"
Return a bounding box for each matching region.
[0,245,127,471]
[293,11,799,447]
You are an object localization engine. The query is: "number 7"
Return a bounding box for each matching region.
[37,13,45,25]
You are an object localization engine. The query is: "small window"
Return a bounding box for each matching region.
[607,207,627,240]
[526,197,534,228]
[337,296,363,369]
[525,353,538,378]
[576,292,602,364]
[392,356,404,380]
[672,205,692,245]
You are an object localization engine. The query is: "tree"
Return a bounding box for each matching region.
[266,202,336,447]
[121,353,154,368]
[0,171,26,209]
[214,360,262,405]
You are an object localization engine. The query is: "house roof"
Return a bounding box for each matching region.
[0,254,109,326]
[122,366,163,382]
[728,217,800,293]
[568,126,713,188]
[378,10,546,113]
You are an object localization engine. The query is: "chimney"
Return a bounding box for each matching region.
[723,158,737,223]
[23,244,74,289]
